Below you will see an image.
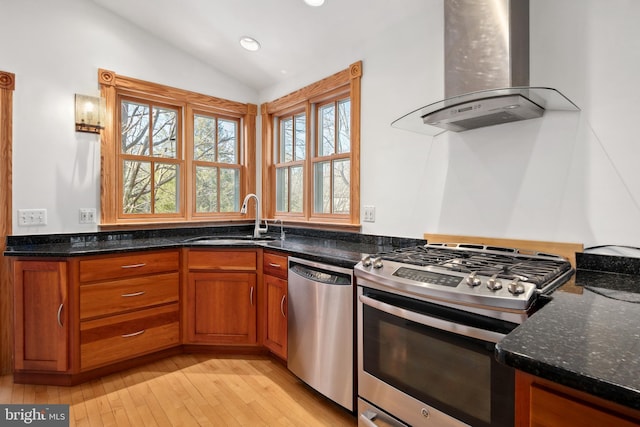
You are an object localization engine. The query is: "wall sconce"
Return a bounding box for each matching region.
[75,94,105,133]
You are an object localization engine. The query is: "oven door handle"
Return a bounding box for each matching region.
[359,294,506,344]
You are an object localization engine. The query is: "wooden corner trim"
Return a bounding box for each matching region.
[98,69,116,86]
[349,61,362,79]
[0,71,15,91]
[247,103,258,116]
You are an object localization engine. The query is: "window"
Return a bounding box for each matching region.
[262,61,361,227]
[120,98,182,216]
[192,112,241,214]
[275,112,306,214]
[314,98,351,215]
[99,69,256,226]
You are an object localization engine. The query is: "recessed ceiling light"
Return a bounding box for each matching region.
[304,0,325,6]
[239,36,261,52]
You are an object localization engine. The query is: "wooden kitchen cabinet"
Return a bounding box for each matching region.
[516,371,640,427]
[78,250,180,370]
[13,260,69,372]
[185,249,259,345]
[262,251,288,360]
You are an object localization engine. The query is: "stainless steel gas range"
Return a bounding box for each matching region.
[355,243,574,427]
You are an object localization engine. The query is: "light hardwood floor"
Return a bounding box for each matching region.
[0,354,357,426]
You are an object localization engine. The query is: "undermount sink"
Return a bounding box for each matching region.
[182,235,276,245]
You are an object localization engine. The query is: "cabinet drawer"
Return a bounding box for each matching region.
[79,250,179,283]
[263,252,288,279]
[188,250,257,271]
[80,272,179,320]
[80,304,179,370]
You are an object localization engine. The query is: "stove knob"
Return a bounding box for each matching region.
[508,281,526,295]
[361,255,372,267]
[466,272,481,287]
[372,257,384,269]
[487,275,502,291]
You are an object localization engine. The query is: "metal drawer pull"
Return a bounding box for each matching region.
[120,263,146,269]
[121,291,145,297]
[121,330,145,338]
[280,295,286,317]
[250,286,254,306]
[360,410,408,427]
[269,263,281,268]
[57,303,64,327]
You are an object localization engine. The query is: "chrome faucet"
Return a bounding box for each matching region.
[273,219,285,241]
[240,193,268,238]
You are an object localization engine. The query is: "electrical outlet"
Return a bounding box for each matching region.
[363,205,376,222]
[79,208,97,224]
[18,209,47,226]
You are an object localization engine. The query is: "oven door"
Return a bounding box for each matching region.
[357,286,516,427]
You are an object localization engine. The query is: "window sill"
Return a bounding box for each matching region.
[99,218,255,232]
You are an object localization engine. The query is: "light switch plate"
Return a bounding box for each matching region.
[363,205,376,222]
[79,208,97,224]
[18,209,47,226]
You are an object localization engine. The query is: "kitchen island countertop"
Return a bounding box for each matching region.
[496,252,640,411]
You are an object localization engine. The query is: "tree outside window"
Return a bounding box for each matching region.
[275,112,305,214]
[193,113,241,214]
[120,99,181,216]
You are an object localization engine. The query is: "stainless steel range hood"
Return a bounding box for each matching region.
[393,0,579,135]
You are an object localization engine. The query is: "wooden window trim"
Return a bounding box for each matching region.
[262,61,361,227]
[99,69,257,227]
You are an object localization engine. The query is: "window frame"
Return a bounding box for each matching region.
[262,61,361,228]
[99,69,257,227]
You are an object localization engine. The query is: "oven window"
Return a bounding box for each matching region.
[362,303,514,427]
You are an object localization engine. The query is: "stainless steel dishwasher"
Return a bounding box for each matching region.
[287,256,354,411]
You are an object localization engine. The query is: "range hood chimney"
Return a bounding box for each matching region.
[393,0,579,135]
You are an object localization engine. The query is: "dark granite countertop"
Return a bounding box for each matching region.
[3,224,425,269]
[496,252,640,411]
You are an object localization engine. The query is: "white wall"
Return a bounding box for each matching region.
[263,0,640,248]
[0,0,257,235]
[3,0,640,249]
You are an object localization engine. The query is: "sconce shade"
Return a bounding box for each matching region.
[75,94,105,133]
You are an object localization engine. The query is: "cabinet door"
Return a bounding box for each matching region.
[516,371,640,427]
[187,272,257,345]
[14,260,68,372]
[264,275,287,360]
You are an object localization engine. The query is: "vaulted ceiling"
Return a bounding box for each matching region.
[89,0,432,91]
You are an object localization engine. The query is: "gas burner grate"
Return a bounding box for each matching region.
[378,245,572,289]
[378,246,470,266]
